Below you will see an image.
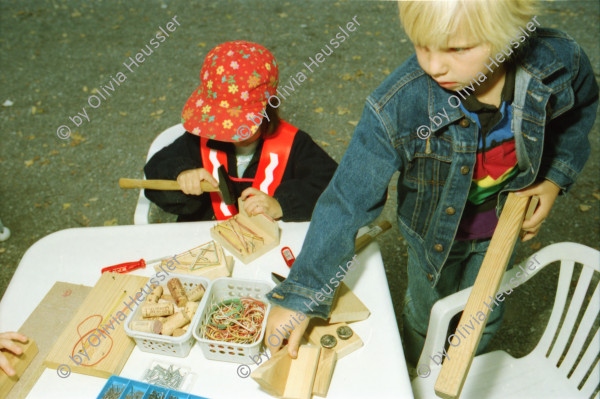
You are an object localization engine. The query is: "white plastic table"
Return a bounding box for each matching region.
[0,221,413,399]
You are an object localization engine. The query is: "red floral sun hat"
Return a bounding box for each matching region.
[182,41,279,142]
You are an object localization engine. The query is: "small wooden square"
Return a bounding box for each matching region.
[304,321,363,359]
[211,199,280,264]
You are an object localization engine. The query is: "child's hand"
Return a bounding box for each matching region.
[240,188,283,219]
[176,168,218,195]
[0,332,28,376]
[264,306,310,358]
[516,180,561,241]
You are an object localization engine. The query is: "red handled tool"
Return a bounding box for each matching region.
[101,256,165,274]
[281,247,296,268]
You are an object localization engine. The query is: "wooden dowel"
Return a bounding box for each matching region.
[434,194,538,399]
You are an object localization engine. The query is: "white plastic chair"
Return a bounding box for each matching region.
[412,242,600,399]
[0,217,10,241]
[133,123,186,225]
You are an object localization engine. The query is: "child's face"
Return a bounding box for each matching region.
[414,32,493,93]
[234,130,261,147]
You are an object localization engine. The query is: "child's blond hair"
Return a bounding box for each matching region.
[398,0,539,55]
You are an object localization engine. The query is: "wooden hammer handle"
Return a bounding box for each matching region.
[118,178,218,192]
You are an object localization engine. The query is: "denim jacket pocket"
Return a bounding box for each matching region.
[398,134,453,237]
[547,82,574,120]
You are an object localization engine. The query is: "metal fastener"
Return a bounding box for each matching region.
[102,385,124,399]
[336,325,353,340]
[320,334,337,349]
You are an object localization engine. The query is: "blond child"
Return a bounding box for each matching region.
[264,0,598,367]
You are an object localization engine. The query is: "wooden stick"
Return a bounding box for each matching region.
[434,194,538,399]
[118,178,218,192]
[312,348,337,397]
[355,220,392,252]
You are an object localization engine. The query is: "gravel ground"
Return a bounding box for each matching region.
[1,0,598,386]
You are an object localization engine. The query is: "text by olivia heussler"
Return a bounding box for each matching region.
[56,16,181,140]
[415,16,541,140]
[415,254,541,378]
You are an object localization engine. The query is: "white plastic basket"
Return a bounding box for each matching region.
[124,274,210,357]
[192,277,273,364]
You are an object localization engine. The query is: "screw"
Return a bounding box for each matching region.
[102,385,124,399]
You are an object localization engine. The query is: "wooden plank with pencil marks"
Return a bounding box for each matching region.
[44,273,149,378]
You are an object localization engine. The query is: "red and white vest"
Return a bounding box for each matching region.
[200,120,298,220]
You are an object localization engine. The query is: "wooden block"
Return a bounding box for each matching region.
[251,347,291,397]
[305,321,363,359]
[283,345,321,399]
[6,282,92,399]
[45,273,149,378]
[329,283,370,324]
[0,340,38,398]
[312,348,337,397]
[211,199,280,264]
[252,345,321,399]
[155,241,232,280]
[434,194,536,399]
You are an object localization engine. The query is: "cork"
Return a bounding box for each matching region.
[146,285,163,303]
[141,302,174,318]
[160,294,174,302]
[130,320,162,334]
[187,284,206,302]
[184,301,199,319]
[167,278,188,307]
[172,328,187,337]
[162,311,190,336]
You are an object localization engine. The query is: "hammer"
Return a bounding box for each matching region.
[119,165,239,205]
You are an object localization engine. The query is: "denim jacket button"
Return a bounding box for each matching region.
[434,243,443,252]
[460,166,470,175]
[427,273,433,282]
[459,118,470,128]
[445,207,456,215]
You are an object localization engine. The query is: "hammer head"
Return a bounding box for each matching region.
[217,165,240,206]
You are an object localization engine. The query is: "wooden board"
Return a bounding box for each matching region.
[45,273,149,378]
[312,348,337,397]
[329,283,370,324]
[155,251,234,280]
[6,282,92,399]
[251,345,321,399]
[211,199,280,264]
[304,321,363,359]
[0,340,38,399]
[434,194,537,399]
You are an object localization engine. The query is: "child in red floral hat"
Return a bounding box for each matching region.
[144,41,337,221]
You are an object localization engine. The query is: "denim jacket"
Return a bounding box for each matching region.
[267,28,599,319]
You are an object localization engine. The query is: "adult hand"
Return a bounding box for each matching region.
[517,179,561,241]
[264,306,310,358]
[0,332,28,376]
[176,168,218,195]
[240,188,283,219]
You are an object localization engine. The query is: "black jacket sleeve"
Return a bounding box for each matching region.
[143,129,337,222]
[143,132,214,219]
[274,130,337,221]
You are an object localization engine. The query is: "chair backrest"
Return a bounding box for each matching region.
[133,124,186,224]
[528,242,599,397]
[418,241,600,393]
[418,249,547,369]
[146,124,187,162]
